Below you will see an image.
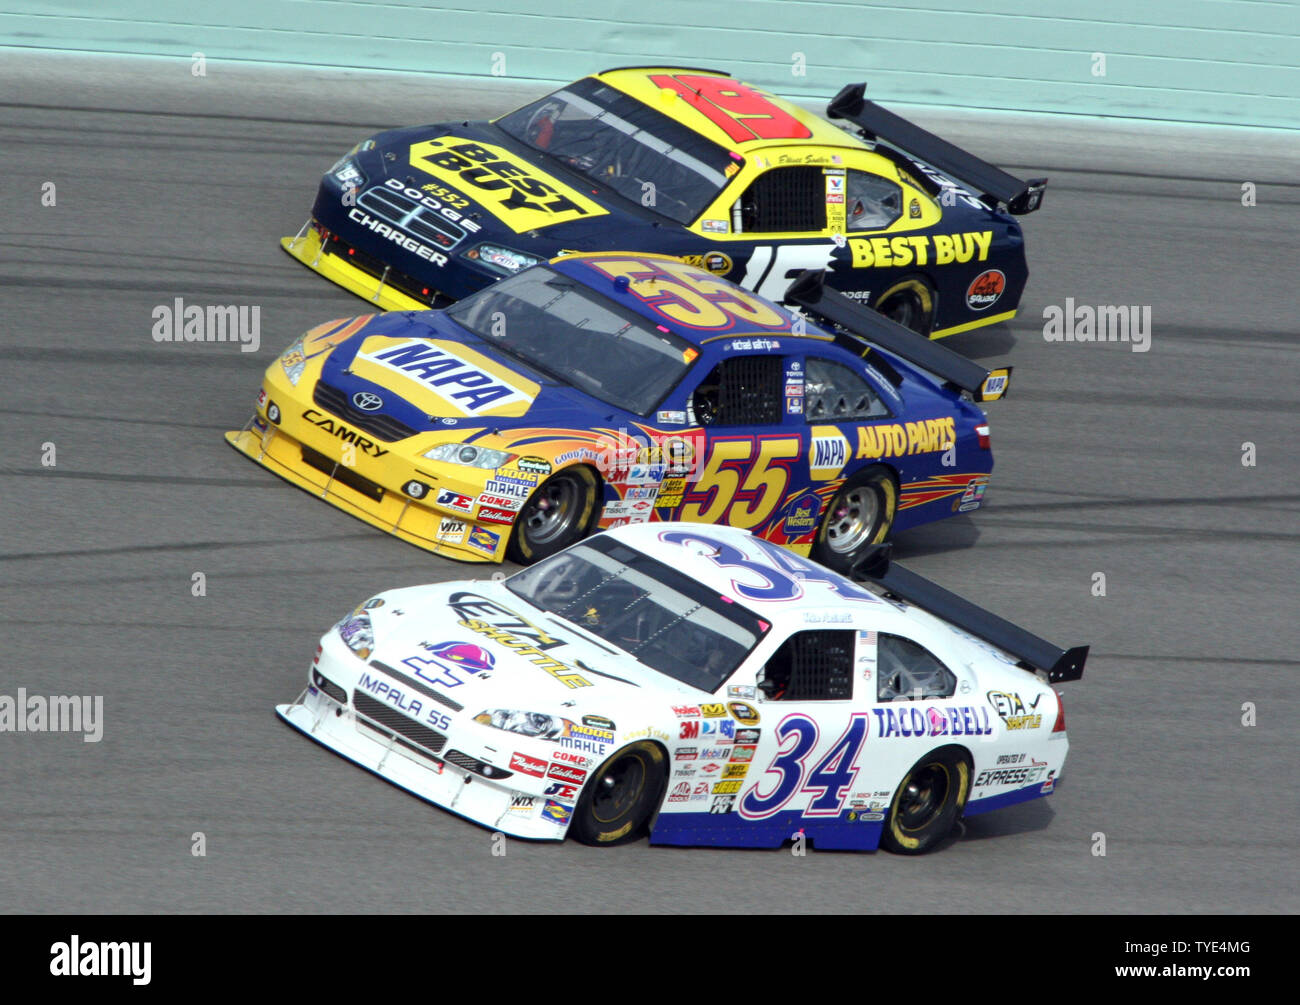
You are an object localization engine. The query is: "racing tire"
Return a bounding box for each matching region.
[506,466,599,565]
[570,741,668,846]
[810,465,897,574]
[880,747,971,855]
[875,276,936,337]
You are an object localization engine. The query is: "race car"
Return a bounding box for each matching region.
[283,66,1045,338]
[226,252,1012,569]
[277,522,1086,853]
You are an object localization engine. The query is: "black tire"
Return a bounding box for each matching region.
[506,466,599,564]
[880,747,971,855]
[810,466,897,574]
[569,741,668,846]
[875,276,936,337]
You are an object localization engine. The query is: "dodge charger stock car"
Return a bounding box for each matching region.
[226,253,1012,568]
[277,523,1086,853]
[284,66,1045,337]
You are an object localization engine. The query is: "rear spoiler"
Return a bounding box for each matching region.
[851,544,1087,683]
[827,83,1047,215]
[785,269,1011,402]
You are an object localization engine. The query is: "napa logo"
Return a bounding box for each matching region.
[809,426,849,479]
[782,494,821,537]
[353,338,536,417]
[403,642,496,688]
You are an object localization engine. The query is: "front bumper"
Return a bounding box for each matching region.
[281,222,437,313]
[279,631,583,839]
[278,688,568,840]
[225,400,510,562]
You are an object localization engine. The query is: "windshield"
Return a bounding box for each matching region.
[506,536,769,692]
[446,266,695,415]
[497,77,736,225]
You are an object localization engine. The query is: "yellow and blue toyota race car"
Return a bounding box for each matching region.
[226,253,1011,567]
[284,67,1046,338]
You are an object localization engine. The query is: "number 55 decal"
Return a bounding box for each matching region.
[741,244,838,304]
[680,435,800,529]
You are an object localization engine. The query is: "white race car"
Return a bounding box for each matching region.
[278,522,1086,853]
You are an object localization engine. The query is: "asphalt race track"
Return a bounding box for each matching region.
[2,53,1297,914]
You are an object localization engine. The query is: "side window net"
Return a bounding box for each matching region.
[759,630,855,701]
[740,167,827,233]
[692,355,786,426]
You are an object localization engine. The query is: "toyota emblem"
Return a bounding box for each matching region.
[352,391,383,411]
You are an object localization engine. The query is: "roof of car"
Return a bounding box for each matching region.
[597,522,914,626]
[592,67,862,154]
[547,252,836,349]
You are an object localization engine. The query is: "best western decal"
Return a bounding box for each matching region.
[848,231,992,268]
[856,417,956,458]
[360,340,529,413]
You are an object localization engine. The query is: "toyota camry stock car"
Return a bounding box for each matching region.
[279,523,1086,853]
[226,253,1012,569]
[284,66,1045,337]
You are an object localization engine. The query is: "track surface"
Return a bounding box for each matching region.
[2,53,1297,914]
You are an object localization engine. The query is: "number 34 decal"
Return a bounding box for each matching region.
[740,713,870,820]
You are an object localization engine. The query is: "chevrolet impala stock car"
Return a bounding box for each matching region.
[226,253,1012,568]
[284,66,1045,337]
[278,523,1086,853]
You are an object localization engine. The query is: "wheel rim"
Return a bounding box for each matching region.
[592,753,647,824]
[519,474,585,546]
[897,763,950,832]
[825,485,880,554]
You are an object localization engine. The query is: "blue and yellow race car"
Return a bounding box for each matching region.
[227,253,1010,568]
[284,67,1045,338]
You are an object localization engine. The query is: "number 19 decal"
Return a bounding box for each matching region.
[739,713,870,820]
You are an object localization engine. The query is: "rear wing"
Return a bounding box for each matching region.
[827,83,1047,215]
[785,269,1011,402]
[851,545,1086,683]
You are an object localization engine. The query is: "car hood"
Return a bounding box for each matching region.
[360,122,687,251]
[313,309,631,432]
[364,581,703,717]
